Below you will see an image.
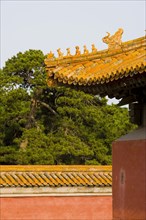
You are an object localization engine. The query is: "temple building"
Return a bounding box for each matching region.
[1,29,146,219]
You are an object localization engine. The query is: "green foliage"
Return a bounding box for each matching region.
[0,50,136,165]
[3,50,45,89]
[0,146,19,165]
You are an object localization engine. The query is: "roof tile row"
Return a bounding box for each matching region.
[0,165,112,187]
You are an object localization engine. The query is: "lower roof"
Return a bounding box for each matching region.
[0,165,112,188]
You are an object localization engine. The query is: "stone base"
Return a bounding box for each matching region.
[113,127,146,219]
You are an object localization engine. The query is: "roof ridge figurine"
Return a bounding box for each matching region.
[83,45,89,54]
[75,46,81,55]
[57,48,64,58]
[102,28,124,49]
[66,48,71,57]
[91,44,98,53]
[47,51,54,59]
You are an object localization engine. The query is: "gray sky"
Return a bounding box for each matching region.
[1,0,145,68]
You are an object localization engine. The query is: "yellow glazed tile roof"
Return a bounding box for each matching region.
[44,29,146,98]
[0,165,112,187]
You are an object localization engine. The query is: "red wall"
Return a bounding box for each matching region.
[1,196,112,220]
[113,139,146,219]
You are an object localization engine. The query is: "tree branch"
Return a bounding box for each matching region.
[38,100,58,116]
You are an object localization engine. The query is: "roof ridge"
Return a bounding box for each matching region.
[0,165,112,172]
[45,36,146,67]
